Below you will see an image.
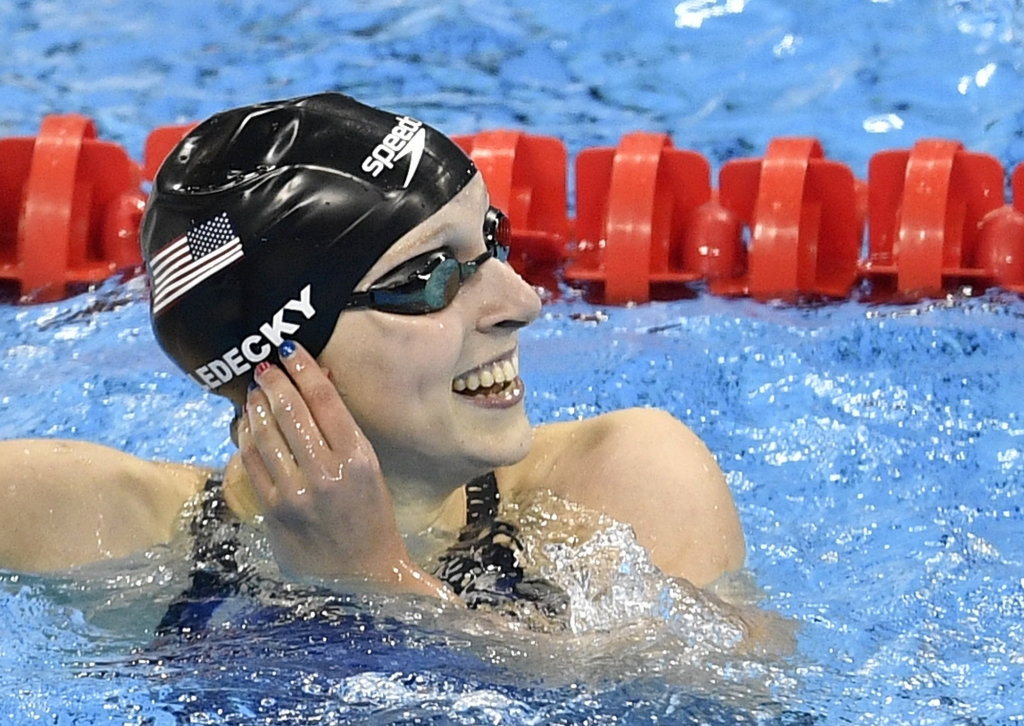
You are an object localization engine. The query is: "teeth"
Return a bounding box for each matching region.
[453,353,519,394]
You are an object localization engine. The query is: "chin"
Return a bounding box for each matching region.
[460,405,534,470]
[492,421,535,467]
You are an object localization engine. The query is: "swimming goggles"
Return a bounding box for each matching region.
[344,206,512,315]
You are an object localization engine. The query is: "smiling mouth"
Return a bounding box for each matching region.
[452,350,520,396]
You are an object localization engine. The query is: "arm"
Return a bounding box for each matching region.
[517,408,746,586]
[238,342,454,601]
[0,439,209,572]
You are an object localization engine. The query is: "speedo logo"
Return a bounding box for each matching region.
[360,115,426,188]
[192,285,316,390]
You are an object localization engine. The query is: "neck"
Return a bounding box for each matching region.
[377,451,483,536]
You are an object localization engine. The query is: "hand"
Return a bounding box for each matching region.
[238,341,451,599]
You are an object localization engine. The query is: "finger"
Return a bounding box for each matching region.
[275,339,365,454]
[236,410,281,511]
[251,354,335,471]
[244,380,301,485]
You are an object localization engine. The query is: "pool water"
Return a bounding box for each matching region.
[3,0,1024,723]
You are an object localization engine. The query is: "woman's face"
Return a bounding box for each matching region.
[318,174,542,487]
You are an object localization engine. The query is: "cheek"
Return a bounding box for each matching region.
[331,318,464,421]
[376,319,461,388]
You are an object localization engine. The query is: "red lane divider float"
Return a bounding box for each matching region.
[1,114,145,301]
[984,163,1024,293]
[864,139,1007,298]
[6,113,1024,304]
[565,132,710,304]
[453,130,570,292]
[710,137,862,301]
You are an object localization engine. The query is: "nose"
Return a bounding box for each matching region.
[467,257,542,332]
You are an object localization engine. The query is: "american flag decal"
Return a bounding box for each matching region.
[150,213,244,314]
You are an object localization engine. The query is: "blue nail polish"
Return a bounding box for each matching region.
[280,340,296,358]
[248,379,259,392]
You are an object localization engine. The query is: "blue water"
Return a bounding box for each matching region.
[3,0,1024,723]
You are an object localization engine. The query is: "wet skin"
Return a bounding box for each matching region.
[235,173,745,593]
[0,176,745,592]
[238,174,540,595]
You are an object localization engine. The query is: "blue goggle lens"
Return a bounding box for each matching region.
[345,206,512,315]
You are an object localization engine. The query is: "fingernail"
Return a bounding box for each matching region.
[279,340,296,358]
[254,361,271,378]
[247,379,259,393]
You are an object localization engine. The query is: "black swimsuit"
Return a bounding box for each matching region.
[157,472,565,636]
[156,475,249,636]
[432,471,567,615]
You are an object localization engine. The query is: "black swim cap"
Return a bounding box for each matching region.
[140,93,477,406]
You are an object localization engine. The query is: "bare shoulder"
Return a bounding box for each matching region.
[552,406,712,460]
[0,438,211,571]
[503,408,745,586]
[511,407,717,491]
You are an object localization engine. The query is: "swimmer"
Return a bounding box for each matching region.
[0,93,745,607]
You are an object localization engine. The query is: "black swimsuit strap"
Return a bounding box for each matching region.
[158,469,568,631]
[156,475,248,637]
[464,470,500,524]
[432,471,568,618]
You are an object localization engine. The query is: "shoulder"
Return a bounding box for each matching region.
[502,408,745,585]
[0,438,212,497]
[511,407,714,489]
[571,406,705,453]
[0,439,211,571]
